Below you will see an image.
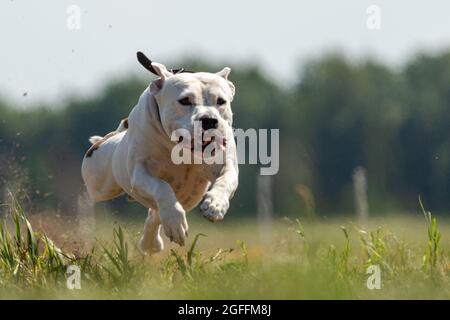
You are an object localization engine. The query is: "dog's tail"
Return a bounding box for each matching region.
[89,136,103,144]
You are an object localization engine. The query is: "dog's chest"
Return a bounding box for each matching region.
[145,160,212,211]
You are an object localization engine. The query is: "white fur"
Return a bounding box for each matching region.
[89,136,103,144]
[81,65,238,253]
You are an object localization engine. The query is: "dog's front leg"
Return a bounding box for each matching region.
[138,208,164,254]
[200,144,239,222]
[131,163,188,246]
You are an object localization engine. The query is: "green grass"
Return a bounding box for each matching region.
[1,195,450,299]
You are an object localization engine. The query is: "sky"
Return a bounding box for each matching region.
[1,0,450,107]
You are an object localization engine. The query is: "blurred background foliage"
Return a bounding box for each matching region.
[1,51,450,218]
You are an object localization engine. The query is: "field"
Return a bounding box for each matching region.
[0,196,449,299]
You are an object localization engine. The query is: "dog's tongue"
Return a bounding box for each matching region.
[202,136,214,146]
[203,137,227,149]
[189,136,227,152]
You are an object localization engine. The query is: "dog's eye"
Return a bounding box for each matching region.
[178,97,192,106]
[217,97,227,106]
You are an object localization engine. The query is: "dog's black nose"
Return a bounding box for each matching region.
[201,117,218,130]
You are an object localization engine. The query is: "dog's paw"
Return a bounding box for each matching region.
[159,202,188,246]
[200,191,229,222]
[138,233,164,254]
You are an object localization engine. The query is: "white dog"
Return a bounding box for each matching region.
[81,53,238,253]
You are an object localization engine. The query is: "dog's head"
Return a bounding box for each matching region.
[149,62,235,157]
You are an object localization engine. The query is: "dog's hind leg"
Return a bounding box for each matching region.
[138,208,164,254]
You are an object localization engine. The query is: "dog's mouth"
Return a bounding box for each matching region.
[178,134,227,156]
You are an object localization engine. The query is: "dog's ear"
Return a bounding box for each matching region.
[150,62,173,95]
[216,67,231,80]
[136,51,158,75]
[216,67,235,98]
[152,62,172,79]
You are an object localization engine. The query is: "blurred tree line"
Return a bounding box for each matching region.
[1,51,450,217]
